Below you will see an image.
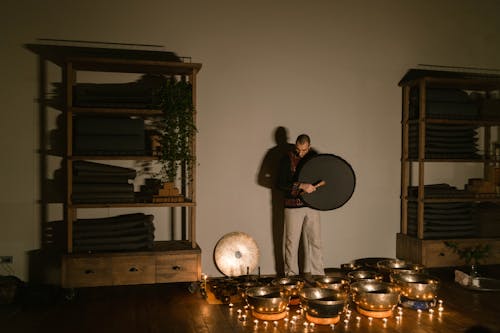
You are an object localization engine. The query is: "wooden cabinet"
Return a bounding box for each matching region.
[397,69,500,267]
[27,44,202,287]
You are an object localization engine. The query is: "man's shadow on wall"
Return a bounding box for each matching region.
[257,126,295,277]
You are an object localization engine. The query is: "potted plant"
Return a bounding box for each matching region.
[444,241,490,277]
[155,76,196,183]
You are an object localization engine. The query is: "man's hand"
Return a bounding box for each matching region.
[299,183,316,193]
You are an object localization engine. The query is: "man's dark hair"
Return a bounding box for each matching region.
[296,134,310,145]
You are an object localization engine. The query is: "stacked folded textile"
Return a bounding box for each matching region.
[409,88,479,120]
[72,161,136,203]
[408,123,480,159]
[64,74,166,109]
[73,213,155,252]
[407,184,478,239]
[73,116,146,155]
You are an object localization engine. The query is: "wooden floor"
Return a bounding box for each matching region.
[1,267,500,333]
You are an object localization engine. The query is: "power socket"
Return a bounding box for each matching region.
[0,256,13,264]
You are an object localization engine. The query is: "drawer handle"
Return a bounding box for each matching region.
[129,267,139,272]
[173,265,182,271]
[84,269,95,275]
[439,252,445,257]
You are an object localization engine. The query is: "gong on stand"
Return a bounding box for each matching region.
[214,232,260,277]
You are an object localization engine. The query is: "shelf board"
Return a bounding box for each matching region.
[69,155,158,161]
[69,201,195,208]
[404,158,486,163]
[70,107,163,116]
[403,196,500,203]
[405,118,500,126]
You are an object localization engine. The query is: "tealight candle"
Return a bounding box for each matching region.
[382,318,388,323]
[228,303,233,308]
[356,316,361,322]
[254,319,259,325]
[273,321,278,327]
[330,324,335,329]
[310,322,315,328]
[429,309,434,314]
[303,322,308,327]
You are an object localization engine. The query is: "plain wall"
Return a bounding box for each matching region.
[1,0,500,280]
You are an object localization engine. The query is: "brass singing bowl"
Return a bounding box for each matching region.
[314,276,350,292]
[391,272,440,301]
[271,277,305,297]
[299,288,349,318]
[347,270,383,282]
[377,259,425,276]
[350,280,401,312]
[245,286,290,314]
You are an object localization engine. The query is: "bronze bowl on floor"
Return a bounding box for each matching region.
[271,276,305,297]
[299,288,349,319]
[314,276,350,292]
[350,280,401,313]
[245,286,290,315]
[377,259,425,277]
[347,270,383,282]
[391,272,440,301]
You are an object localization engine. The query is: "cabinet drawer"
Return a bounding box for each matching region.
[111,255,156,285]
[156,253,200,283]
[63,257,112,288]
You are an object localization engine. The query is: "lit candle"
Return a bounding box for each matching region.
[382,318,388,323]
[228,303,233,308]
[309,322,315,328]
[356,316,361,322]
[429,309,434,314]
[242,314,247,321]
[330,324,335,330]
[303,322,308,328]
[273,321,278,327]
[368,317,373,324]
[254,319,259,325]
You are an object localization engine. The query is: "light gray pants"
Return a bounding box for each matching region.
[284,207,324,276]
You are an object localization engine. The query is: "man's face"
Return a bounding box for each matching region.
[295,142,310,158]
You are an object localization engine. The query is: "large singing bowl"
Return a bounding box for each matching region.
[299,288,349,318]
[350,281,401,312]
[391,272,440,301]
[298,154,356,211]
[246,286,290,314]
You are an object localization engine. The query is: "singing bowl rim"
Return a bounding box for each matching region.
[347,270,383,281]
[299,288,349,306]
[314,276,350,290]
[377,259,424,272]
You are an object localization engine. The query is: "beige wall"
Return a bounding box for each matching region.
[1,0,500,280]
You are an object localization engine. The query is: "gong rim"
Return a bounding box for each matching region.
[298,153,356,211]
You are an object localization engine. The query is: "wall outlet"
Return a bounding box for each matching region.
[0,256,13,264]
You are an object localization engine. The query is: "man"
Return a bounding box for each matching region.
[278,134,325,276]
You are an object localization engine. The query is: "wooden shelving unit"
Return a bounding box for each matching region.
[397,69,500,267]
[27,44,202,288]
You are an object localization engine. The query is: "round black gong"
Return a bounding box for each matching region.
[297,154,356,211]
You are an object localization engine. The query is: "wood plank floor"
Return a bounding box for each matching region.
[1,267,500,333]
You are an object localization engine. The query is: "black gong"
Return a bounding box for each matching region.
[298,154,356,211]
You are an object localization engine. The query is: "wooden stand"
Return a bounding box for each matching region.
[357,306,393,318]
[252,310,287,321]
[305,313,340,325]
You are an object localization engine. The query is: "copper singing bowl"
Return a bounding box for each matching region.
[299,288,348,318]
[246,286,290,314]
[377,259,425,275]
[350,281,401,312]
[314,276,350,291]
[271,277,305,296]
[391,272,439,301]
[347,270,383,282]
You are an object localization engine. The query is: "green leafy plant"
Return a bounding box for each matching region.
[444,241,490,266]
[156,76,196,182]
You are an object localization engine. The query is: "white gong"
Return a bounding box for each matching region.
[214,231,260,277]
